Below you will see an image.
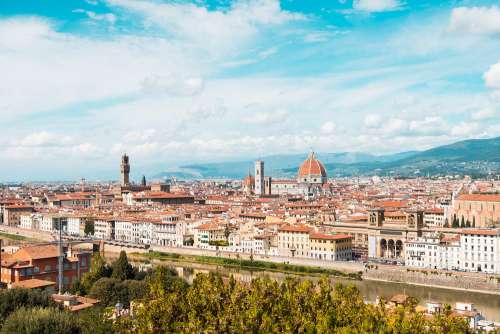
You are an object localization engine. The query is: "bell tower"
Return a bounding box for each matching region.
[120,154,130,186]
[254,160,264,196]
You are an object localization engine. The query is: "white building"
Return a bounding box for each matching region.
[19,213,42,230]
[67,216,83,236]
[40,214,67,233]
[405,236,441,269]
[115,219,133,242]
[460,229,499,274]
[94,218,115,240]
[424,209,445,227]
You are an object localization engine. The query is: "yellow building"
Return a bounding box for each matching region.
[309,233,352,261]
[277,224,312,257]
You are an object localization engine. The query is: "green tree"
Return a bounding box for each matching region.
[84,218,95,236]
[443,218,449,228]
[460,216,465,228]
[452,214,459,228]
[472,216,476,228]
[1,307,80,334]
[81,253,112,292]
[113,272,476,334]
[77,308,114,334]
[466,220,471,228]
[111,251,134,281]
[89,278,127,307]
[0,288,56,324]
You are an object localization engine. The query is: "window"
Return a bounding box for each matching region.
[33,266,40,273]
[45,265,51,272]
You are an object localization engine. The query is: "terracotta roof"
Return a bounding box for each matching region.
[298,152,327,178]
[310,233,352,240]
[132,192,193,199]
[11,279,55,289]
[457,194,500,202]
[196,223,224,231]
[12,245,59,260]
[462,229,500,236]
[278,224,312,233]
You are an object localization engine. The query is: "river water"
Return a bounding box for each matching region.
[133,258,500,322]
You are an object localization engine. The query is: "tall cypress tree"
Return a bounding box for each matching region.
[112,251,134,280]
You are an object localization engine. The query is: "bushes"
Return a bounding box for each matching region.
[0,288,57,324]
[89,278,147,307]
[114,273,473,334]
[1,307,80,334]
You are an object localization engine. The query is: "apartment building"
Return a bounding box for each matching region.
[309,233,353,261]
[277,224,312,257]
[461,229,499,274]
[1,244,92,290]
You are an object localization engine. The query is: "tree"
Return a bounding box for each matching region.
[224,224,230,243]
[1,307,80,334]
[111,251,134,281]
[452,214,459,228]
[115,272,475,334]
[460,216,465,228]
[84,218,94,236]
[443,218,449,228]
[89,278,127,307]
[70,279,85,296]
[81,253,112,292]
[466,220,471,228]
[77,308,114,334]
[0,288,56,323]
[472,216,476,228]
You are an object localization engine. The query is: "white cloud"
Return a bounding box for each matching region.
[471,106,497,120]
[364,114,381,128]
[450,122,480,137]
[320,121,336,135]
[243,108,288,125]
[18,131,71,147]
[107,0,304,54]
[141,75,204,96]
[449,6,500,36]
[353,0,402,13]
[73,9,117,24]
[484,60,500,89]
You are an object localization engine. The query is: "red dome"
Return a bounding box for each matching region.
[298,152,327,178]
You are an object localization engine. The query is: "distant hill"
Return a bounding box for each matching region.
[153,150,419,179]
[319,137,500,178]
[153,137,500,179]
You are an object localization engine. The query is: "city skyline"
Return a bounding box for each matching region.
[1,0,500,180]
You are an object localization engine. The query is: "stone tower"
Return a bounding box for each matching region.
[254,160,264,196]
[120,154,130,186]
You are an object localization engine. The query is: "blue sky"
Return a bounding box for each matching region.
[0,0,499,180]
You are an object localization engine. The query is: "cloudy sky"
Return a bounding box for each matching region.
[1,0,499,181]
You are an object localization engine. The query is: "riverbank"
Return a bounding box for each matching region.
[129,251,363,280]
[364,276,500,296]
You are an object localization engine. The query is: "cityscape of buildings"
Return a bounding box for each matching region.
[1,153,498,279]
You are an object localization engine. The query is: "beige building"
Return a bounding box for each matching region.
[309,233,352,261]
[451,194,500,227]
[277,224,312,257]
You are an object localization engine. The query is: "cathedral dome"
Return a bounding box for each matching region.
[298,152,327,181]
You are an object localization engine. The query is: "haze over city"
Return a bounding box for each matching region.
[1,0,500,180]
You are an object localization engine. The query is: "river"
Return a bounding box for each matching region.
[131,258,500,322]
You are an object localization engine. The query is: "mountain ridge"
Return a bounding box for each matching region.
[153,137,500,179]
